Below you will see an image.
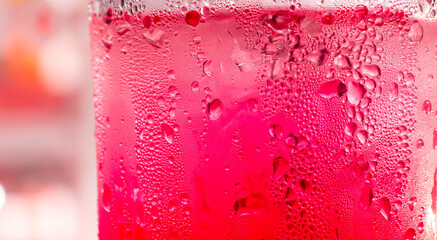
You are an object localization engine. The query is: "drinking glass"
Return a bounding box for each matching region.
[89,0,437,238]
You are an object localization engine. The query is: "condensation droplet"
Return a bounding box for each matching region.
[417,139,424,149]
[270,124,283,139]
[191,81,199,92]
[433,129,437,149]
[203,60,213,76]
[162,123,175,144]
[403,228,416,240]
[206,99,223,120]
[318,79,347,99]
[408,21,423,42]
[357,130,368,144]
[334,55,351,69]
[379,197,391,220]
[347,81,365,106]
[185,11,201,27]
[272,156,290,180]
[233,193,267,216]
[361,64,381,78]
[423,100,432,114]
[360,185,373,209]
[102,184,112,212]
[345,122,357,137]
[307,50,328,66]
[247,98,259,112]
[389,83,399,102]
[418,222,424,234]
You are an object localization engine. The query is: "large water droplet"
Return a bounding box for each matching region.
[379,197,391,220]
[143,29,165,48]
[347,81,365,106]
[297,179,313,194]
[318,79,347,99]
[357,130,368,144]
[389,83,398,102]
[233,193,268,216]
[433,129,437,149]
[191,81,199,92]
[301,17,322,37]
[334,55,351,69]
[206,99,223,120]
[360,186,373,209]
[417,139,424,149]
[354,5,368,21]
[307,50,328,66]
[408,21,423,42]
[270,124,283,138]
[272,156,291,180]
[102,184,112,212]
[361,65,381,78]
[203,60,213,76]
[162,123,175,144]
[423,100,432,114]
[247,98,259,112]
[418,222,424,234]
[185,11,201,27]
[403,228,416,240]
[345,122,357,137]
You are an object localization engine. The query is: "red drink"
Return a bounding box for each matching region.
[90,2,437,239]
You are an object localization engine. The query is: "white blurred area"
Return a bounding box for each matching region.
[0,0,97,239]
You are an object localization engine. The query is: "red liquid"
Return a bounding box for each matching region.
[90,3,437,239]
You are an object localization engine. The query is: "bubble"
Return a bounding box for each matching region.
[318,79,347,99]
[206,99,223,120]
[403,228,416,240]
[347,81,365,106]
[185,11,201,27]
[423,100,432,114]
[270,124,283,139]
[379,197,391,220]
[408,21,423,42]
[334,55,351,69]
[162,123,175,144]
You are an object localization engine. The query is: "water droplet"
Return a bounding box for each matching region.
[357,130,368,144]
[354,5,368,21]
[334,55,351,69]
[286,133,297,147]
[203,60,213,76]
[345,122,357,137]
[361,65,381,78]
[270,124,283,138]
[296,179,313,194]
[143,29,165,48]
[185,11,201,27]
[206,99,223,120]
[379,197,391,220]
[167,70,176,80]
[301,17,322,37]
[143,15,152,28]
[247,98,259,112]
[389,83,399,102]
[423,100,432,114]
[102,184,112,212]
[417,139,424,149]
[405,72,415,85]
[116,23,131,36]
[102,30,114,49]
[103,8,113,24]
[318,79,347,99]
[347,81,365,106]
[307,50,328,66]
[403,228,416,240]
[364,79,376,90]
[272,156,290,180]
[284,187,296,200]
[418,222,424,234]
[321,13,335,25]
[162,123,175,144]
[360,186,373,209]
[191,81,199,92]
[408,196,417,211]
[193,35,201,44]
[433,129,437,149]
[201,6,211,17]
[408,21,423,42]
[375,17,384,26]
[233,193,268,216]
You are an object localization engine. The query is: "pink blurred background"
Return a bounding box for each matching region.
[0,0,97,239]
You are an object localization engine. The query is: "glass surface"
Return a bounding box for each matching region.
[89,0,437,239]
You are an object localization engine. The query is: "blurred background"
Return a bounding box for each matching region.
[0,0,97,239]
